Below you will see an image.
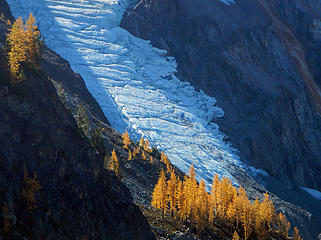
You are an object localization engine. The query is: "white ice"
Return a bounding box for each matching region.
[249,166,270,177]
[219,0,235,6]
[7,0,246,185]
[300,187,321,201]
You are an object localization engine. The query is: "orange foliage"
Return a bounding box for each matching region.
[151,169,167,218]
[109,149,119,177]
[151,166,296,239]
[122,130,130,149]
[128,149,132,161]
[7,13,41,82]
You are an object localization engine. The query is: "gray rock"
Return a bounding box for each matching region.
[120,0,321,238]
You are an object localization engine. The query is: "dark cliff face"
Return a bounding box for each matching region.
[121,0,321,191]
[0,8,154,240]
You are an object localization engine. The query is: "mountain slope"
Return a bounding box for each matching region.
[121,0,321,194]
[3,0,321,239]
[5,0,249,188]
[0,5,154,239]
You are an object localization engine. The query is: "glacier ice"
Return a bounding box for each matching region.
[7,0,246,186]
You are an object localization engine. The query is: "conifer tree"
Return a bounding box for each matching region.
[232,231,240,240]
[7,14,41,82]
[122,130,130,149]
[293,227,301,240]
[139,136,145,147]
[176,179,185,220]
[151,169,167,218]
[25,13,41,69]
[209,174,219,223]
[167,169,178,216]
[128,149,132,161]
[183,165,197,220]
[150,164,300,239]
[144,139,151,152]
[7,17,27,81]
[161,151,169,165]
[133,147,138,159]
[277,212,290,237]
[253,198,266,238]
[261,192,274,229]
[195,179,208,235]
[142,151,146,160]
[109,149,119,177]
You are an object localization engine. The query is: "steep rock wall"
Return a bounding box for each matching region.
[120,0,321,191]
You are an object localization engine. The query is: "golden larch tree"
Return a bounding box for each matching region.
[144,139,151,152]
[25,13,41,69]
[109,149,119,177]
[139,136,145,147]
[142,151,146,160]
[277,212,290,237]
[166,169,178,215]
[7,14,41,82]
[293,227,301,240]
[7,17,27,81]
[194,179,208,235]
[232,231,240,240]
[122,130,130,149]
[133,147,138,159]
[128,149,132,161]
[209,174,220,223]
[151,169,167,218]
[175,179,185,220]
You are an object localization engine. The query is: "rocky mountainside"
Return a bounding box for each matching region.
[121,0,321,192]
[0,2,155,239]
[1,0,321,239]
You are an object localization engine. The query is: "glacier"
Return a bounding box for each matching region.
[7,0,246,185]
[300,187,321,201]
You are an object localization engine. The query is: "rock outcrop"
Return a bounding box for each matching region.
[121,0,321,192]
[0,5,155,239]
